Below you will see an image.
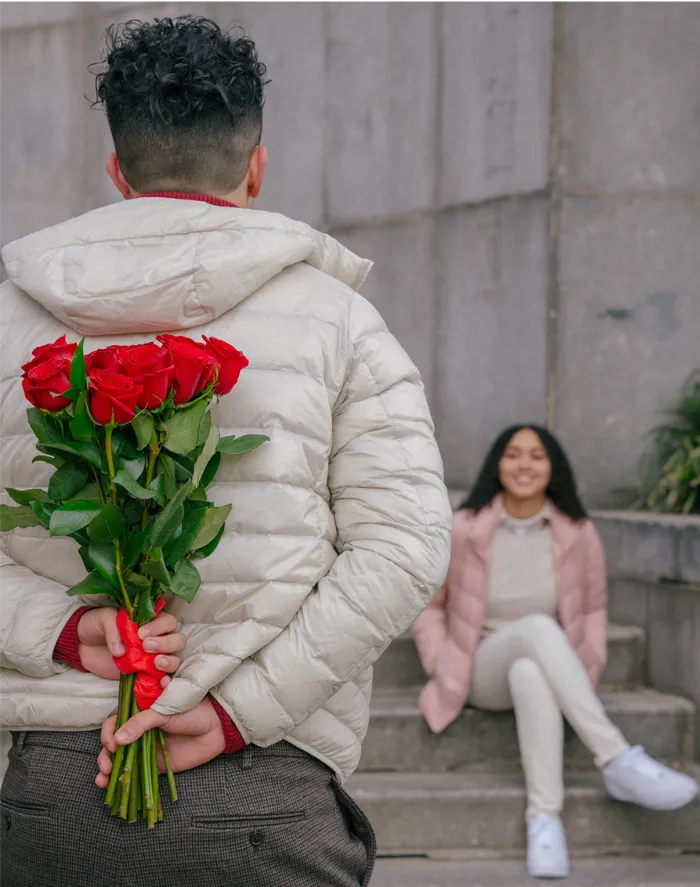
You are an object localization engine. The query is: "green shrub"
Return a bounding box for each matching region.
[638,371,700,515]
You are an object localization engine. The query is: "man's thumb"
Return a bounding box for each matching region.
[102,609,126,657]
[114,709,163,745]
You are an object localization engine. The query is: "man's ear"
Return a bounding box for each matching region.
[247,145,268,203]
[106,152,137,199]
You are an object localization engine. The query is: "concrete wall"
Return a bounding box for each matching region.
[596,511,700,759]
[1,2,699,506]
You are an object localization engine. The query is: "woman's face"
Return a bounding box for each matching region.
[498,428,552,501]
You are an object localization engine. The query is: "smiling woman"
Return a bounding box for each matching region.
[412,423,698,881]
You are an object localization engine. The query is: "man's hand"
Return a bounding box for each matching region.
[77,608,186,681]
[95,696,226,787]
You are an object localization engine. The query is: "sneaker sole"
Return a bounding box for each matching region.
[605,779,698,811]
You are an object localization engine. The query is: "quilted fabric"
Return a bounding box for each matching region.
[0,199,452,781]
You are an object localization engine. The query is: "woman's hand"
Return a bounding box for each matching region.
[95,696,226,787]
[77,608,186,681]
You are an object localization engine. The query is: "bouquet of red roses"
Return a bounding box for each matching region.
[1,334,267,827]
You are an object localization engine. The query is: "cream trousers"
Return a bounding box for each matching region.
[470,614,630,820]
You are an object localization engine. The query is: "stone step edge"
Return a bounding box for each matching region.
[370,855,700,887]
[369,687,697,717]
[348,765,700,799]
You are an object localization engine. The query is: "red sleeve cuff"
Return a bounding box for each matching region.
[209,696,247,754]
[53,607,93,671]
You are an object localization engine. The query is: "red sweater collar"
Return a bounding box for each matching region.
[139,192,239,209]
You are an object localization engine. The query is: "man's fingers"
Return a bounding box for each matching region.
[114,708,168,745]
[101,715,118,754]
[99,608,126,658]
[143,633,186,656]
[139,612,178,639]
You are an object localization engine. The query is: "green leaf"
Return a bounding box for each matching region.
[49,500,102,536]
[159,454,177,500]
[217,434,269,456]
[66,571,120,600]
[68,482,102,504]
[192,524,225,559]
[70,338,87,392]
[114,469,156,500]
[163,399,208,456]
[188,485,208,502]
[32,455,62,468]
[43,440,103,469]
[196,409,212,448]
[170,558,201,603]
[30,500,54,528]
[131,412,155,450]
[200,451,221,488]
[149,474,165,508]
[150,482,193,549]
[69,391,95,441]
[163,507,207,565]
[0,504,42,531]
[125,529,149,570]
[87,504,126,542]
[140,548,171,587]
[6,488,50,506]
[85,542,118,588]
[191,504,231,551]
[192,424,220,487]
[137,593,158,624]
[27,408,63,444]
[48,463,89,502]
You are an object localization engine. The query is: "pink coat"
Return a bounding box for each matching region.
[413,496,608,733]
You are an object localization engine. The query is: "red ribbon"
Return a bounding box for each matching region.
[114,599,166,710]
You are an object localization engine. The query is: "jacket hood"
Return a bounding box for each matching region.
[1,199,372,336]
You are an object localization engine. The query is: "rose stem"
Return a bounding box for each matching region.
[110,782,121,817]
[118,735,137,820]
[141,728,155,821]
[127,748,140,823]
[151,726,161,825]
[158,729,178,802]
[142,430,160,530]
[105,673,136,807]
[118,695,140,819]
[104,423,134,620]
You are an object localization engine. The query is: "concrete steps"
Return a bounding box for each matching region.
[360,689,696,773]
[372,624,646,692]
[348,768,700,855]
[371,856,700,887]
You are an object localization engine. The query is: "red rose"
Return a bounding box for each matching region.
[89,370,143,425]
[86,346,124,374]
[111,344,175,410]
[156,335,216,404]
[21,335,77,412]
[203,337,249,395]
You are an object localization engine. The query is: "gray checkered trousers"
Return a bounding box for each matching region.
[0,730,376,887]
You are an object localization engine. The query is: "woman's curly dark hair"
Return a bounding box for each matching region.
[459,424,588,521]
[92,16,269,192]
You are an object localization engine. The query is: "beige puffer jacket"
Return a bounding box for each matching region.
[0,198,451,781]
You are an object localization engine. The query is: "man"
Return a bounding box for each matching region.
[0,16,451,887]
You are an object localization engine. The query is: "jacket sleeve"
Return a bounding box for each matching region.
[582,521,608,686]
[0,550,84,678]
[154,295,452,743]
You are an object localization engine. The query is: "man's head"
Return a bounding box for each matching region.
[94,16,268,203]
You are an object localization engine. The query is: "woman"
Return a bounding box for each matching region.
[413,425,698,879]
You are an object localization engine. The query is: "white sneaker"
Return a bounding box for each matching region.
[603,746,699,811]
[527,814,571,879]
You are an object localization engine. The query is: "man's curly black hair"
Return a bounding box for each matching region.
[93,16,268,193]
